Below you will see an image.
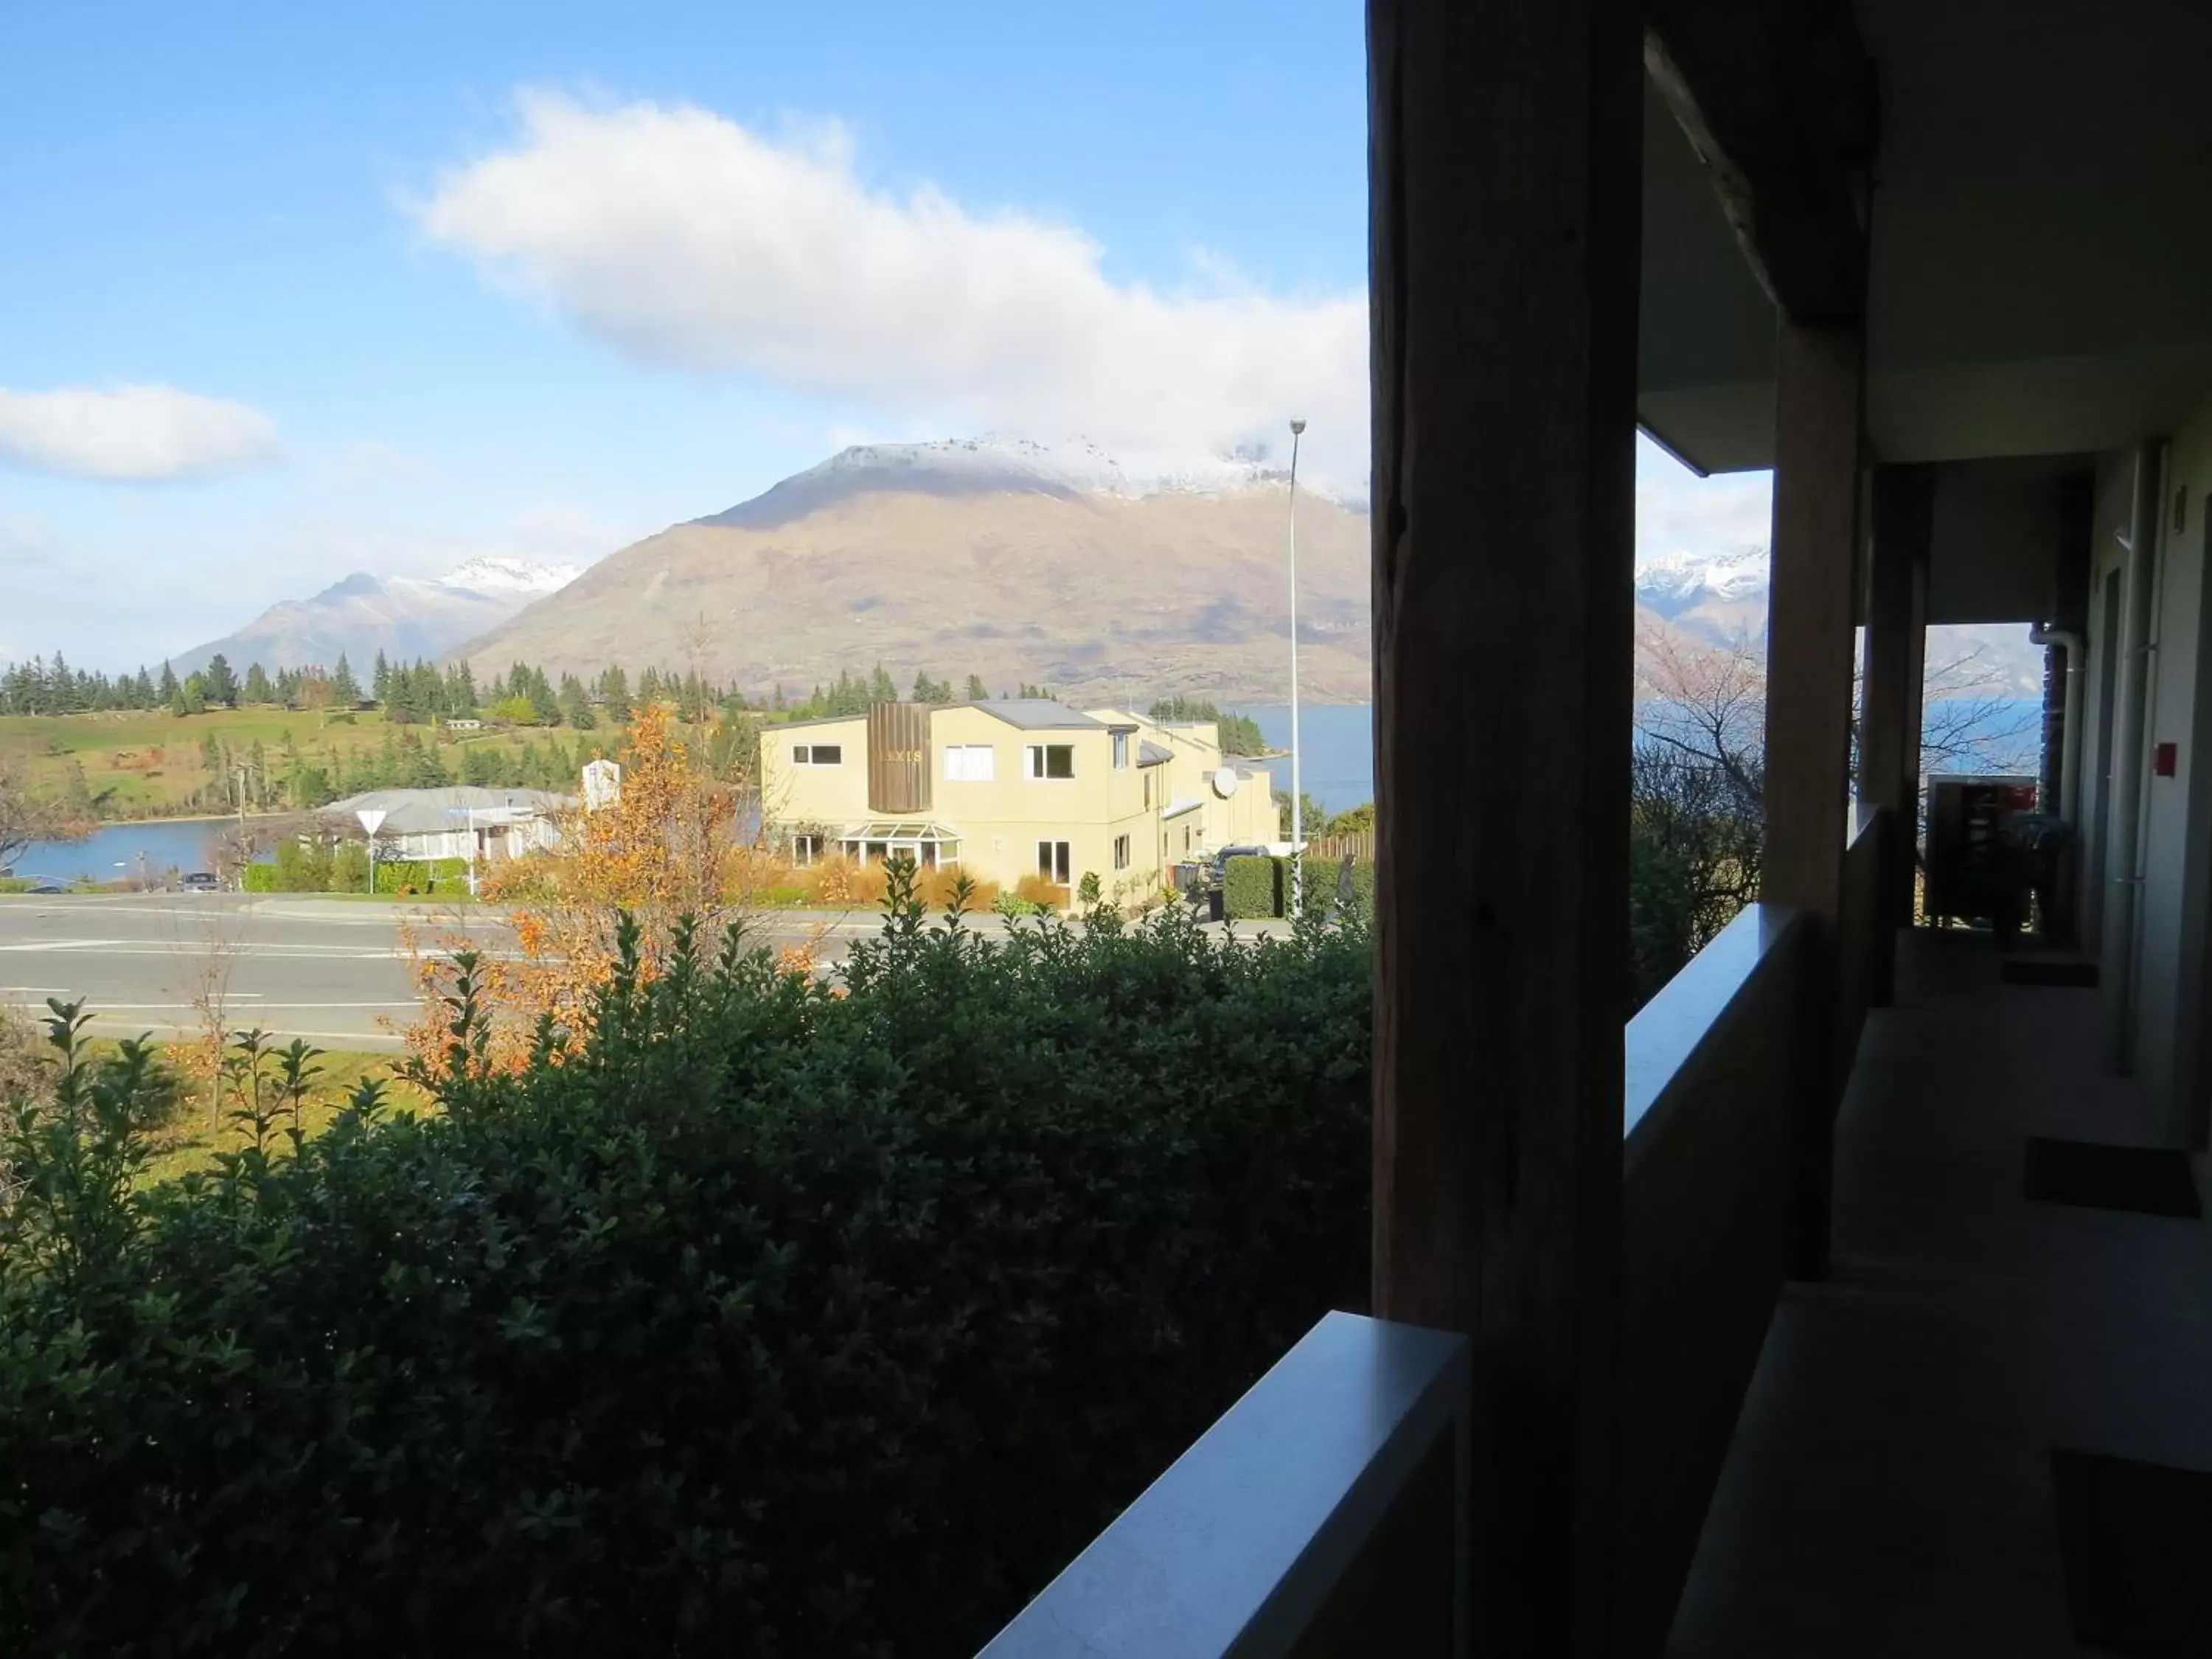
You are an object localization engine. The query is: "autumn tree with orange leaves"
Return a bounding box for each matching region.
[403,702,761,1074]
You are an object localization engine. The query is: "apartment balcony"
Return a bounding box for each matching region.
[985,832,2212,1657]
[1671,928,2212,1657]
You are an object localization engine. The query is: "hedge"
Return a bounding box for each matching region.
[0,885,1373,1657]
[241,852,469,895]
[1222,853,1281,919]
[372,855,469,895]
[1223,856,1374,922]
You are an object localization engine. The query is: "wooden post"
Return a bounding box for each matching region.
[1763,321,1865,1280]
[1899,558,1929,925]
[1861,466,1933,1001]
[1369,0,1639,1651]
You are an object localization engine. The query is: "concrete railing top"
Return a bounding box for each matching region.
[978,1310,1467,1659]
[1624,902,1806,1152]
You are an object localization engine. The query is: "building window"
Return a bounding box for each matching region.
[793,744,810,765]
[1037,840,1071,884]
[1113,833,1130,871]
[944,743,995,782]
[1183,825,1192,852]
[1026,743,1074,780]
[793,743,844,766]
[864,841,888,864]
[1112,731,1130,769]
[792,833,821,866]
[1143,773,1152,807]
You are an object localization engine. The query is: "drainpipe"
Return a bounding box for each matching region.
[2028,622,2084,822]
[2102,442,2166,1071]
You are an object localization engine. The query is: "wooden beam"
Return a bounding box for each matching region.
[1369,0,1639,1649]
[1862,466,1935,987]
[1762,319,1864,1278]
[1643,0,1875,324]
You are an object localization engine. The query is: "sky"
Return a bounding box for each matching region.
[1,1,1773,672]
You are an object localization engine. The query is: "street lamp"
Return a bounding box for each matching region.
[1287,417,1307,917]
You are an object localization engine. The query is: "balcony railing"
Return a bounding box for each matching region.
[983,808,1890,1657]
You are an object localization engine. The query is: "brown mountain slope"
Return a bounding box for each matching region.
[462,470,1719,703]
[465,484,1376,703]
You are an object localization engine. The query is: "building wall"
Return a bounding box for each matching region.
[2076,450,2138,956]
[760,705,1250,901]
[2132,389,2212,1142]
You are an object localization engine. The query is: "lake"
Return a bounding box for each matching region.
[6,819,232,885]
[1233,697,2043,818]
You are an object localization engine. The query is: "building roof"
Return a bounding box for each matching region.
[970,699,1109,731]
[319,787,569,837]
[770,712,866,731]
[1138,740,1173,767]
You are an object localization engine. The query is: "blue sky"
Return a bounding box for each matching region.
[1,1,1769,671]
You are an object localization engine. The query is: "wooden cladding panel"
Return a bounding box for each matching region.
[866,703,931,814]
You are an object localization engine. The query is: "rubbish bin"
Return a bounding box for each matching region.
[1207,888,1224,922]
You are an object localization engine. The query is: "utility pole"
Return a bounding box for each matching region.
[1287,417,1307,917]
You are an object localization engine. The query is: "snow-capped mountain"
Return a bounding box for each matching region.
[170,557,582,675]
[695,434,1363,531]
[1635,546,1772,611]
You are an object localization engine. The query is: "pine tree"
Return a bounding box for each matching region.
[203,654,238,706]
[243,663,274,704]
[158,661,179,703]
[331,654,361,705]
[869,662,897,703]
[964,673,989,701]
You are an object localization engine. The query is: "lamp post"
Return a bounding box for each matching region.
[1287,417,1307,917]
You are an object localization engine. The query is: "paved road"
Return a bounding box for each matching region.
[0,895,900,1052]
[1,896,1292,1051]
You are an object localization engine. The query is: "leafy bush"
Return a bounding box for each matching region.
[330,841,370,893]
[1015,872,1068,911]
[0,878,1373,1656]
[372,855,470,896]
[1222,854,1281,919]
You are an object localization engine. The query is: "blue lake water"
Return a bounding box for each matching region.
[6,819,229,885]
[1234,697,2042,818]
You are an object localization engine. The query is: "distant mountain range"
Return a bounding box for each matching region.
[161,434,2045,701]
[170,557,581,675]
[1631,543,2045,696]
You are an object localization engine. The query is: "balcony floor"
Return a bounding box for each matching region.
[1668,929,2212,1658]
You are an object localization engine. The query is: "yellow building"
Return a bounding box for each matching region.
[761,699,1278,902]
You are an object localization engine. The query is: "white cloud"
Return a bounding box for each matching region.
[417,94,1369,481]
[1634,439,1772,571]
[0,384,279,481]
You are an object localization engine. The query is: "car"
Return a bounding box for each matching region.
[180,871,220,891]
[1206,844,1270,884]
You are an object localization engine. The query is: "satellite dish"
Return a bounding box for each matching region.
[1211,768,1239,799]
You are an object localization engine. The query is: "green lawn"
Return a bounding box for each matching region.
[136,1045,433,1186]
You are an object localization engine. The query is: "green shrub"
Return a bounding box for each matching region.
[372,856,469,895]
[1222,854,1282,919]
[0,887,1373,1657]
[330,842,370,893]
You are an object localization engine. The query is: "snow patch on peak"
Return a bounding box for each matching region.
[702,433,1370,529]
[424,556,582,597]
[1635,544,1770,603]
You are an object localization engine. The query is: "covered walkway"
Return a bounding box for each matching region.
[1672,931,2212,1657]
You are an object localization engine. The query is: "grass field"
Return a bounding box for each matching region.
[0,706,567,819]
[134,1045,434,1186]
